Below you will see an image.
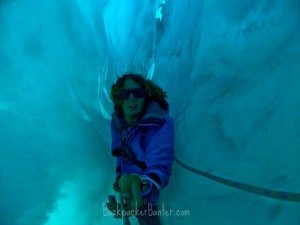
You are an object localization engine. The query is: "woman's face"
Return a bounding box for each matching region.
[120,78,146,120]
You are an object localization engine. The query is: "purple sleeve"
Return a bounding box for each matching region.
[110,120,122,178]
[110,120,121,152]
[115,157,121,177]
[142,117,175,190]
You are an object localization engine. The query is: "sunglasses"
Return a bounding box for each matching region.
[119,88,145,100]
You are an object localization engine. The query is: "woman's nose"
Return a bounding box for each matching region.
[129,93,135,99]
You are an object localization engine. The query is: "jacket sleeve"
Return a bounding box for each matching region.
[139,117,175,191]
[110,120,122,178]
[115,157,121,177]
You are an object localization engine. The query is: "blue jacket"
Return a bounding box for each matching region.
[110,101,175,204]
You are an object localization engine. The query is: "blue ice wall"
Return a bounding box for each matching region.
[0,1,299,225]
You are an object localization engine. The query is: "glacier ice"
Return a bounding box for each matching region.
[0,0,300,225]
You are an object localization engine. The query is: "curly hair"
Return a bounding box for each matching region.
[110,73,168,116]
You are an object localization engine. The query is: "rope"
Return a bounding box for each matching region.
[174,157,300,203]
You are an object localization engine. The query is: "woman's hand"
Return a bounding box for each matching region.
[113,176,121,192]
[118,174,143,212]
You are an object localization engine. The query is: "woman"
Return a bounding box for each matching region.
[107,73,175,225]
